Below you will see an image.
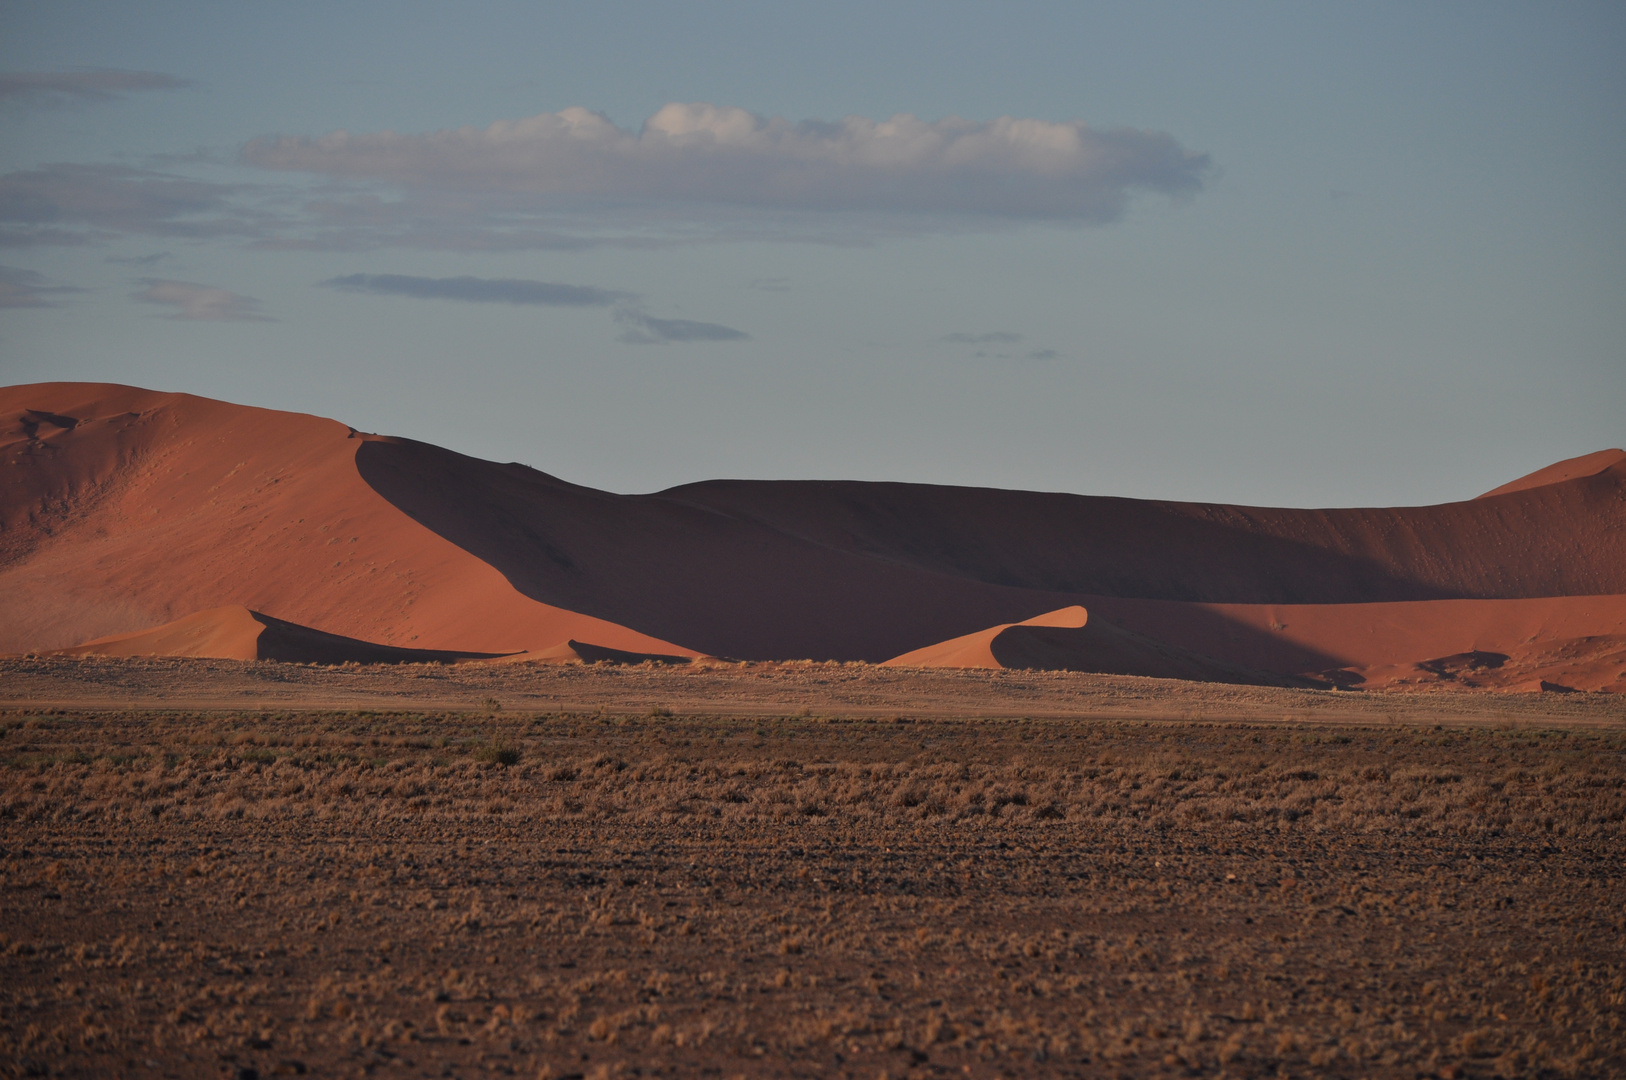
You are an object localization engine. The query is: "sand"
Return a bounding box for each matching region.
[46,605,511,664]
[5,381,1624,690]
[0,384,696,660]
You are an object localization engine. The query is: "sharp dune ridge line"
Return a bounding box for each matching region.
[3,381,1624,692]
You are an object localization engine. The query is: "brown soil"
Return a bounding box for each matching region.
[3,663,1625,1079]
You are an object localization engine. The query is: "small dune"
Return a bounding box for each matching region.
[45,606,510,664]
[883,605,1282,684]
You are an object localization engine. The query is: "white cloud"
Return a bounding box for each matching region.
[243,104,1210,221]
[132,278,270,321]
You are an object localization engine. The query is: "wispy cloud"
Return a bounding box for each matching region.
[0,266,85,308]
[318,272,631,306]
[0,163,263,247]
[615,308,749,345]
[244,103,1210,221]
[132,278,271,321]
[943,330,1058,360]
[0,70,192,105]
[106,251,173,266]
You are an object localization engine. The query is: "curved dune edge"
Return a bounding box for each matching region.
[44,606,512,664]
[40,606,702,666]
[883,606,1088,669]
[882,606,1283,685]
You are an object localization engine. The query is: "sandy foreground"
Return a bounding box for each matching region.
[2,661,1623,1080]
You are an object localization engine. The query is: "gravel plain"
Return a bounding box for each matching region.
[1,661,1623,1079]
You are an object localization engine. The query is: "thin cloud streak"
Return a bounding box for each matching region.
[319,273,631,306]
[615,308,749,344]
[132,278,271,321]
[0,164,262,247]
[243,103,1211,220]
[0,70,192,104]
[0,266,85,308]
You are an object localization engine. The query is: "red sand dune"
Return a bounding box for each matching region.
[5,381,1624,689]
[883,606,1282,685]
[0,384,697,660]
[49,605,508,664]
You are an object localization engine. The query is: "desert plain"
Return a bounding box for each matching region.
[3,661,1624,1080]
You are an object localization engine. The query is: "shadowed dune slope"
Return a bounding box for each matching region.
[0,383,698,657]
[47,606,508,664]
[658,453,1626,604]
[883,606,1285,685]
[355,432,1626,660]
[353,434,1094,661]
[1082,593,1626,672]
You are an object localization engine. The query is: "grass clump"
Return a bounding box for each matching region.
[474,739,521,767]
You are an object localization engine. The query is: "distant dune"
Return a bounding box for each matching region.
[5,381,1623,690]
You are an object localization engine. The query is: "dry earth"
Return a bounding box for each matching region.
[2,662,1624,1080]
[3,657,1625,726]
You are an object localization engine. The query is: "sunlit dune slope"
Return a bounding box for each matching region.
[1477,448,1626,499]
[0,383,698,658]
[46,605,509,664]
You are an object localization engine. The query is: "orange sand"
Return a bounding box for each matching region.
[883,606,1277,684]
[49,605,510,664]
[1,384,697,659]
[6,382,1623,689]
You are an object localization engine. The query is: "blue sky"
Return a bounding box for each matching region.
[2,1,1621,506]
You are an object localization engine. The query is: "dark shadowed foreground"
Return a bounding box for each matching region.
[2,700,1623,1080]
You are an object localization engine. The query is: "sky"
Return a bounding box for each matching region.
[1,1,1622,507]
